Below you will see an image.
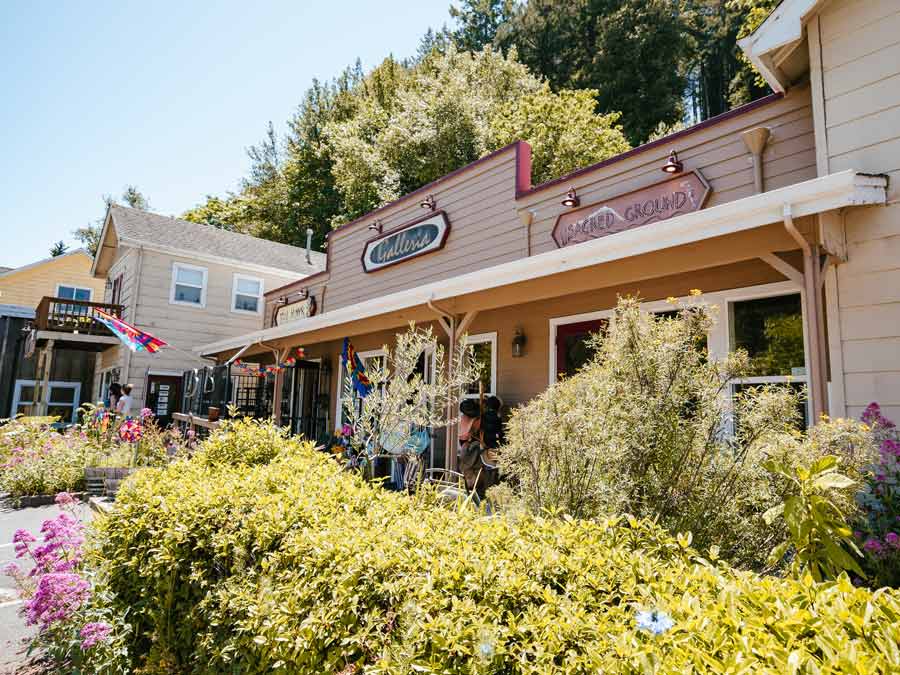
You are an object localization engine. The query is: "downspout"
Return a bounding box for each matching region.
[782,205,826,423]
[427,297,458,472]
[742,127,770,194]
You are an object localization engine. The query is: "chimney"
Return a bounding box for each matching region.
[305,228,313,265]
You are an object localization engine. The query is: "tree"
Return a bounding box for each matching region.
[121,185,150,210]
[449,0,514,52]
[49,241,69,257]
[73,187,151,257]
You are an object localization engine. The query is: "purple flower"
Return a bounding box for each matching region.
[79,622,112,650]
[863,539,883,554]
[341,423,353,437]
[55,492,75,506]
[2,562,21,579]
[12,529,36,557]
[24,572,89,628]
[885,532,900,547]
[139,407,154,419]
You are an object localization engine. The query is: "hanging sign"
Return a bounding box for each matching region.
[361,211,450,273]
[274,296,316,326]
[552,171,711,248]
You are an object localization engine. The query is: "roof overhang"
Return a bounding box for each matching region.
[738,0,825,92]
[197,170,887,357]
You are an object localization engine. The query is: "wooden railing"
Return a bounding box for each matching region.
[33,297,124,336]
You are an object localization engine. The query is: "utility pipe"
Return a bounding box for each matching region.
[782,204,826,423]
[742,127,770,194]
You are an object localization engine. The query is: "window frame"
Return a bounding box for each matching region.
[463,332,497,399]
[55,284,92,302]
[169,262,208,308]
[230,273,265,315]
[11,380,82,423]
[335,348,387,427]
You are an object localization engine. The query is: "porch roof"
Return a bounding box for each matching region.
[196,169,887,358]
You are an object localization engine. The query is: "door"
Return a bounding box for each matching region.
[146,376,181,428]
[288,360,326,442]
[555,319,608,380]
[11,380,82,423]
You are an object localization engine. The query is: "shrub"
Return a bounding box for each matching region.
[194,415,303,466]
[91,434,900,674]
[0,419,87,497]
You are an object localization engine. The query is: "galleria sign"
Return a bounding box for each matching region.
[552,171,710,248]
[362,211,451,273]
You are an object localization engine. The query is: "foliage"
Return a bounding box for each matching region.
[89,436,900,673]
[81,403,176,469]
[449,0,514,52]
[0,418,87,497]
[855,403,900,586]
[195,415,305,466]
[726,0,781,106]
[763,455,865,582]
[493,295,871,569]
[3,492,131,673]
[49,240,69,257]
[339,325,479,469]
[73,186,151,257]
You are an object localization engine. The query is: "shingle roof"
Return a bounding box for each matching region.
[109,205,325,276]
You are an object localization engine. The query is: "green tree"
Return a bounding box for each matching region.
[73,187,151,257]
[49,240,69,257]
[449,0,514,52]
[121,185,150,210]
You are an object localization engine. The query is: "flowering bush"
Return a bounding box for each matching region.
[196,415,305,466]
[90,435,900,673]
[855,403,900,586]
[4,492,130,672]
[0,419,87,497]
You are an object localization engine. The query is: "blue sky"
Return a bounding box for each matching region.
[0,0,451,268]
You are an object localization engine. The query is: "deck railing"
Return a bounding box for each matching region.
[33,297,124,336]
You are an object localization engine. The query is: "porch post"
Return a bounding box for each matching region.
[38,339,55,417]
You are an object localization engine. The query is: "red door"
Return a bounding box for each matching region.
[555,319,607,380]
[145,376,182,428]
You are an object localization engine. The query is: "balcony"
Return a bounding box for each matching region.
[27,297,125,353]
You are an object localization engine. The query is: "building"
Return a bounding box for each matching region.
[197,0,898,471]
[0,249,106,421]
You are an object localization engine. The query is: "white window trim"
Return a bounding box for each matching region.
[548,280,807,384]
[335,348,387,427]
[97,366,122,404]
[169,262,208,308]
[55,284,93,301]
[11,380,82,423]
[463,332,497,399]
[231,273,264,315]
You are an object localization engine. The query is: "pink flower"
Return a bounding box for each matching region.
[12,529,36,557]
[55,492,76,506]
[2,562,21,579]
[139,407,154,419]
[24,572,89,628]
[863,539,883,554]
[885,532,900,547]
[79,622,112,650]
[341,423,353,437]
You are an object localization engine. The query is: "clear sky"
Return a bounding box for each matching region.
[0,0,451,268]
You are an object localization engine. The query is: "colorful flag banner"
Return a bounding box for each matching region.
[233,347,307,378]
[342,337,372,398]
[93,309,167,353]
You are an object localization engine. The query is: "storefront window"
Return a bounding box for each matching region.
[464,333,496,397]
[730,294,805,377]
[555,319,607,380]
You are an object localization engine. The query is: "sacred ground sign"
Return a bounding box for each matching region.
[552,171,711,248]
[274,295,316,326]
[362,211,451,273]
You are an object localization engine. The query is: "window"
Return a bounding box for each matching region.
[335,348,386,427]
[56,285,92,302]
[464,333,497,398]
[11,380,82,424]
[232,274,264,314]
[98,367,121,405]
[170,263,207,307]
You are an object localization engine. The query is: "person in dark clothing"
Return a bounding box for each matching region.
[481,395,505,450]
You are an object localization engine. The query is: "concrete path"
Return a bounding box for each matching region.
[0,499,91,672]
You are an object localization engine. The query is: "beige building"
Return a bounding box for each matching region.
[81,205,324,424]
[198,0,899,470]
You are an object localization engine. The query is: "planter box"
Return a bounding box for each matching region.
[7,492,88,508]
[84,467,134,498]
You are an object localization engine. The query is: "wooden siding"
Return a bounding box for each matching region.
[813,0,900,419]
[0,251,104,309]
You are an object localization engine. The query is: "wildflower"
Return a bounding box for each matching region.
[665,296,678,305]
[24,572,89,628]
[55,491,76,506]
[863,538,883,555]
[885,532,899,547]
[636,609,675,635]
[341,423,353,437]
[689,288,702,296]
[2,562,21,579]
[80,622,112,650]
[12,529,36,557]
[139,407,154,419]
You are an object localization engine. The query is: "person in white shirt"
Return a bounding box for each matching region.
[116,384,134,417]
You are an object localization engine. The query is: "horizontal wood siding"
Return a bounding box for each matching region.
[0,252,105,309]
[818,0,900,417]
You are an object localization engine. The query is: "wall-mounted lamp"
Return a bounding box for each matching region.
[561,187,579,208]
[512,328,526,358]
[661,150,683,174]
[368,219,383,233]
[104,278,113,291]
[419,194,436,211]
[276,296,288,306]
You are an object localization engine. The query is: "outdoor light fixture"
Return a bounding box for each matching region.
[512,328,526,358]
[104,278,113,291]
[662,150,683,174]
[368,220,383,233]
[276,296,288,306]
[561,187,579,208]
[419,194,436,211]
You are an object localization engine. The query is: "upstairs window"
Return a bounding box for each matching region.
[232,274,263,314]
[170,263,207,307]
[56,285,92,301]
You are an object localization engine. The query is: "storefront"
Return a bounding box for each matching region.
[197,57,892,470]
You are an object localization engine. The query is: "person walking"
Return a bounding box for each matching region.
[108,382,122,413]
[116,384,134,417]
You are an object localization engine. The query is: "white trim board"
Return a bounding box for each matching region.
[197,170,887,356]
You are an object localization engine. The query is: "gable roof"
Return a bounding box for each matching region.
[100,205,325,277]
[0,248,92,279]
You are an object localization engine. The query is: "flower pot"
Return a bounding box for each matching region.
[207,406,220,422]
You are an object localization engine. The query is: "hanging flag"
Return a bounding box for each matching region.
[341,337,372,398]
[93,309,168,353]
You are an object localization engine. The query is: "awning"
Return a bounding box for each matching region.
[197,170,887,357]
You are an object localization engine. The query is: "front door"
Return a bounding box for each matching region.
[287,360,327,442]
[555,319,608,380]
[146,376,181,428]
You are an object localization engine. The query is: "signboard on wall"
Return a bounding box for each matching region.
[552,171,711,248]
[274,296,316,326]
[361,211,450,273]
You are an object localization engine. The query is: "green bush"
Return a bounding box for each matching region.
[195,415,302,466]
[92,437,900,674]
[0,418,87,497]
[494,296,874,568]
